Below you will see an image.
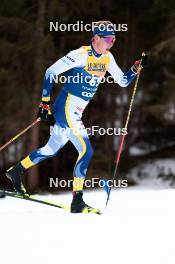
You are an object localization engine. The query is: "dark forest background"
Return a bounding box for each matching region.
[0,0,175,192]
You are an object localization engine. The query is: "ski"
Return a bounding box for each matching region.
[0,190,101,214]
[0,189,70,211]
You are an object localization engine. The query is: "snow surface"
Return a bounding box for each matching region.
[0,187,175,264]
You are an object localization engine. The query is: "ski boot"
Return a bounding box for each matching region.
[70,191,101,214]
[6,163,28,196]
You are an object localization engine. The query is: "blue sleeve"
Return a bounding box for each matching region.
[41,69,56,100]
[120,69,137,87]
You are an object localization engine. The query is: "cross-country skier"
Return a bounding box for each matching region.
[6,21,147,213]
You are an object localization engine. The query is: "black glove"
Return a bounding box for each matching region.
[37,100,53,121]
[131,53,148,73]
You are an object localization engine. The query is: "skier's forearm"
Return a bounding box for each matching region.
[119,53,148,87]
[108,52,147,88]
[108,53,136,87]
[41,69,56,101]
[118,69,137,87]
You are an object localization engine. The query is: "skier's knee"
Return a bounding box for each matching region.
[39,144,57,157]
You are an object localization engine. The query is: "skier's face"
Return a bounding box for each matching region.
[94,35,116,54]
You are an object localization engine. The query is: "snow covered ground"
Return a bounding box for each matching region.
[0,187,175,264]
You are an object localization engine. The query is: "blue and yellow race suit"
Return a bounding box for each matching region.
[21,45,137,191]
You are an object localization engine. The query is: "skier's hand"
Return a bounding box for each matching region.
[131,53,148,73]
[37,100,53,121]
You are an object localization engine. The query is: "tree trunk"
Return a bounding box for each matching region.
[27,0,46,191]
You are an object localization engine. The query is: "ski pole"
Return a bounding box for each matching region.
[0,118,41,152]
[105,53,145,208]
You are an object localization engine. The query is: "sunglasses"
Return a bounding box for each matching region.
[98,36,116,44]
